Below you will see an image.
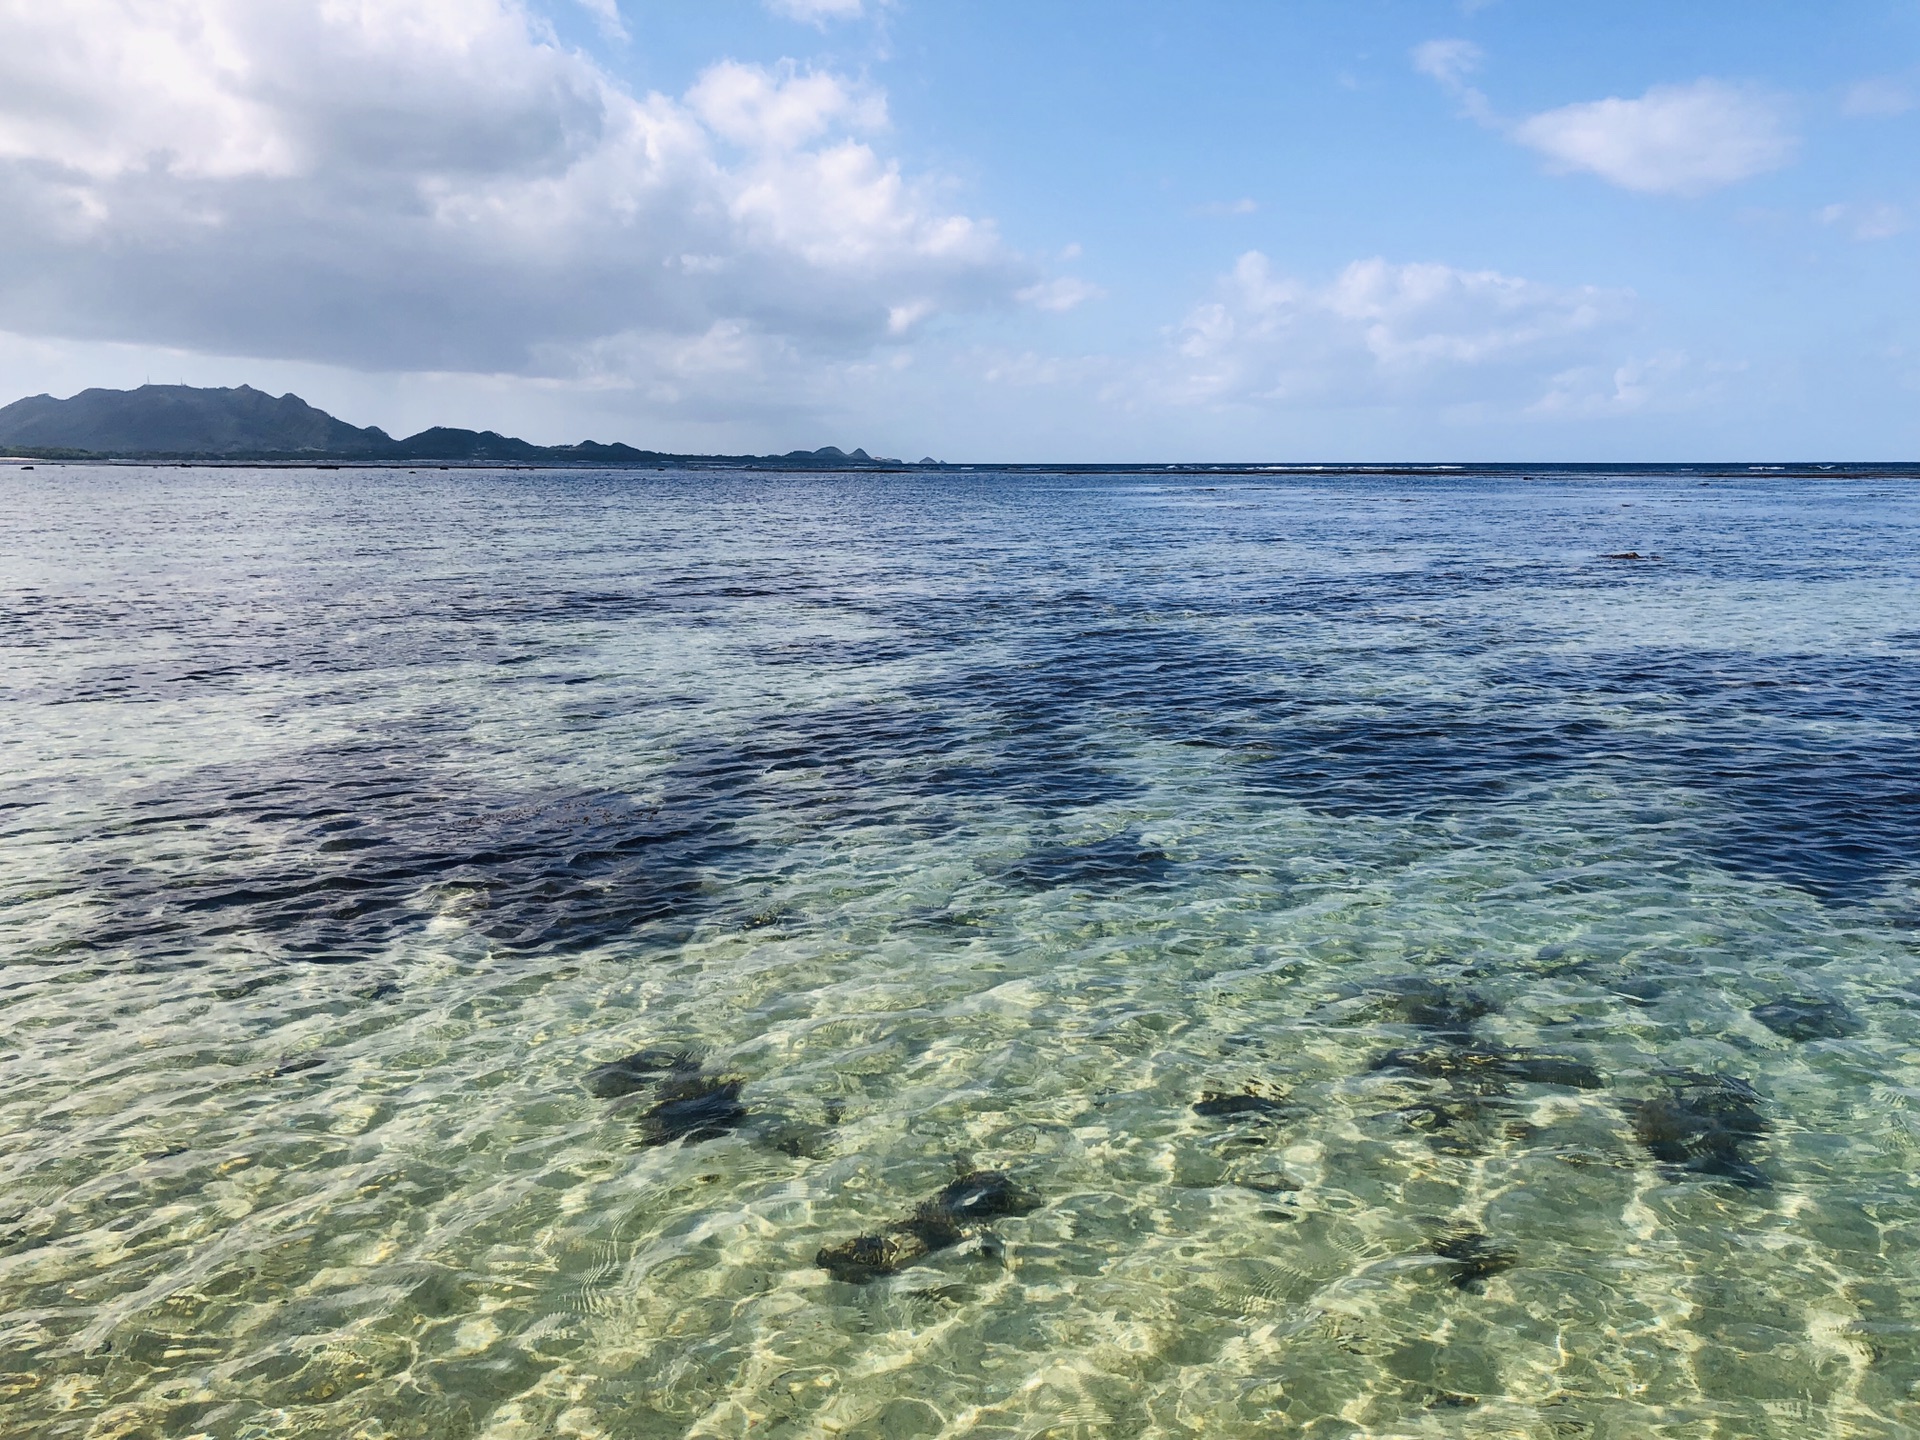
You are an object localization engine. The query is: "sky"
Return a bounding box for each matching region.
[0,1,1915,461]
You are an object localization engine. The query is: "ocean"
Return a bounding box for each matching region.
[2,462,1918,1437]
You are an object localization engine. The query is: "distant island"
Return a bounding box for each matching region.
[0,384,927,469]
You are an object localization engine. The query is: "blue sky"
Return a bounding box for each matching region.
[0,1,1914,459]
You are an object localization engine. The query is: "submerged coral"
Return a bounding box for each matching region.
[816,1169,1040,1284]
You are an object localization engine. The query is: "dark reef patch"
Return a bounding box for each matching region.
[1430,1230,1518,1292]
[815,1169,1040,1284]
[1750,997,1860,1042]
[1387,1098,1506,1157]
[1193,1088,1295,1120]
[1372,1043,1602,1094]
[945,593,1920,899]
[635,1074,748,1147]
[996,831,1171,891]
[1338,978,1497,1037]
[67,744,749,964]
[585,1046,702,1098]
[1631,1071,1771,1189]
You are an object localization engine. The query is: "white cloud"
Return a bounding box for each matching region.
[1169,252,1634,410]
[1843,76,1915,118]
[1512,80,1795,196]
[1017,277,1104,313]
[765,0,868,25]
[1412,38,1493,123]
[1413,38,1482,91]
[1413,49,1800,199]
[1529,351,1698,417]
[0,0,1022,402]
[686,61,885,150]
[1818,202,1906,241]
[576,0,626,41]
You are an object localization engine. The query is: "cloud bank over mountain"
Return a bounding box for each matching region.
[0,0,1022,392]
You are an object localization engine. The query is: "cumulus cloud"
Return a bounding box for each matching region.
[575,0,626,41]
[1413,46,1798,198]
[1818,202,1906,241]
[1017,277,1104,313]
[0,0,1022,398]
[765,0,869,25]
[1529,351,1699,417]
[1170,252,1634,409]
[1512,80,1796,196]
[1843,76,1915,118]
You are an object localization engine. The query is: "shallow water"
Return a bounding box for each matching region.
[2,462,1919,1438]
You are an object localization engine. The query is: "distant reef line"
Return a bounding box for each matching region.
[0,383,932,469]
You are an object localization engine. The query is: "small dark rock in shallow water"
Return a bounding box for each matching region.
[1608,977,1666,1005]
[354,980,402,1002]
[1430,1230,1517,1292]
[1631,1070,1770,1189]
[585,1046,701,1098]
[815,1221,959,1284]
[637,1074,746,1146]
[1372,1043,1602,1093]
[1193,1088,1293,1119]
[815,1170,1040,1284]
[1751,997,1860,1042]
[928,1169,1040,1222]
[1390,1099,1497,1157]
[1360,978,1496,1036]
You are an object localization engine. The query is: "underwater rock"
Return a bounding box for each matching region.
[815,1169,1040,1284]
[1429,1230,1517,1292]
[637,1074,747,1146]
[585,1046,701,1099]
[1750,997,1860,1042]
[1608,977,1666,1005]
[1630,1070,1770,1189]
[762,1117,837,1160]
[816,1216,961,1284]
[1389,1099,1497,1157]
[1372,1042,1602,1092]
[1193,1089,1293,1120]
[1357,978,1496,1036]
[927,1169,1041,1223]
[266,1053,327,1078]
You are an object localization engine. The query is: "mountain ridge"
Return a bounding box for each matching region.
[0,385,909,467]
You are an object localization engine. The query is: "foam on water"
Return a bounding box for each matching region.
[2,464,1918,1437]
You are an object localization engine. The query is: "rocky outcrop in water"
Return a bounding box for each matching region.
[584,1046,702,1098]
[816,1170,1040,1284]
[1430,1230,1518,1292]
[1631,1070,1770,1189]
[1750,996,1859,1042]
[1371,1042,1602,1093]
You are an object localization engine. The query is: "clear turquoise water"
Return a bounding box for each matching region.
[2,463,1918,1439]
